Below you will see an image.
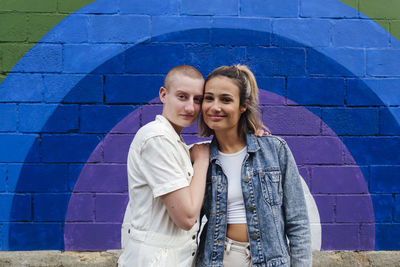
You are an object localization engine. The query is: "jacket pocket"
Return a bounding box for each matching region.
[260,169,283,206]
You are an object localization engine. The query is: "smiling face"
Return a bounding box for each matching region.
[202,76,246,136]
[160,74,204,134]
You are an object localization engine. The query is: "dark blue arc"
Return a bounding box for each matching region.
[9,28,399,250]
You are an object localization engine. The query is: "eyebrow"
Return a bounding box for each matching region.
[176,90,203,98]
[205,91,233,97]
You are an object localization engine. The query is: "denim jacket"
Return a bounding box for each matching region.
[195,134,312,267]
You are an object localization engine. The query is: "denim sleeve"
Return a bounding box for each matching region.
[278,141,312,267]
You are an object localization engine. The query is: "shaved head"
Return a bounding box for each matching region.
[164,65,204,89]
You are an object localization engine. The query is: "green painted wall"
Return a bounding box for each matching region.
[0,0,95,84]
[340,0,400,39]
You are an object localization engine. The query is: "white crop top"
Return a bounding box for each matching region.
[218,146,247,224]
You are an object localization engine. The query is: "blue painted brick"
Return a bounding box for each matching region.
[68,164,84,191]
[185,46,246,74]
[211,28,270,47]
[367,49,400,76]
[347,79,400,106]
[182,0,237,15]
[11,194,31,221]
[13,44,62,73]
[8,223,63,250]
[373,79,400,106]
[0,134,39,162]
[18,104,56,132]
[10,164,69,193]
[105,75,163,103]
[44,74,103,103]
[80,105,136,133]
[376,223,400,250]
[307,48,364,77]
[152,28,210,44]
[0,194,31,221]
[395,195,400,222]
[246,47,305,76]
[125,44,184,74]
[380,108,400,135]
[41,134,101,163]
[120,0,178,15]
[19,104,79,133]
[6,164,22,192]
[343,137,400,165]
[33,193,69,221]
[0,224,4,250]
[211,19,270,46]
[287,78,345,105]
[88,15,149,43]
[151,17,211,43]
[42,15,88,43]
[272,19,330,47]
[257,77,285,98]
[212,17,270,35]
[0,104,16,131]
[346,79,383,106]
[241,0,298,17]
[0,74,43,102]
[72,0,118,14]
[0,165,5,192]
[300,0,358,18]
[93,50,126,74]
[371,194,394,222]
[321,108,379,135]
[370,166,400,193]
[63,44,125,74]
[332,20,389,48]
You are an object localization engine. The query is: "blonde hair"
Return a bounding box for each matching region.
[200,64,267,138]
[164,65,203,89]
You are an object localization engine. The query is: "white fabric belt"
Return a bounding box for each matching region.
[128,226,198,248]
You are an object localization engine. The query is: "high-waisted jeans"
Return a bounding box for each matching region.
[223,237,251,267]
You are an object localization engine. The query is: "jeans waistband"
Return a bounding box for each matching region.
[225,236,250,253]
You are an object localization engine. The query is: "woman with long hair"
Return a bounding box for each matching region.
[195,65,312,267]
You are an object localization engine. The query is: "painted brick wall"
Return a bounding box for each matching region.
[0,0,400,252]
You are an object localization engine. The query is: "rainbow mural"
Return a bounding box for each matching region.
[0,0,399,251]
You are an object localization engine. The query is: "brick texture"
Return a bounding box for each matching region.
[0,0,400,252]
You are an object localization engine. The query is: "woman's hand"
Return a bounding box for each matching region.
[190,143,210,164]
[255,129,271,137]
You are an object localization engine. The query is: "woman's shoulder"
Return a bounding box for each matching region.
[257,134,287,147]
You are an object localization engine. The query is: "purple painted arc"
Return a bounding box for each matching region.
[64,90,375,251]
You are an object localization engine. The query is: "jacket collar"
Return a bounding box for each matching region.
[210,133,260,161]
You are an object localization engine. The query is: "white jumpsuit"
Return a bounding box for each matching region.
[118,115,198,267]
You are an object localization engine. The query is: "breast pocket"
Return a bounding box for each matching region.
[260,169,283,206]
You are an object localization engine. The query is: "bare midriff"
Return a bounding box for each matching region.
[226,224,249,242]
